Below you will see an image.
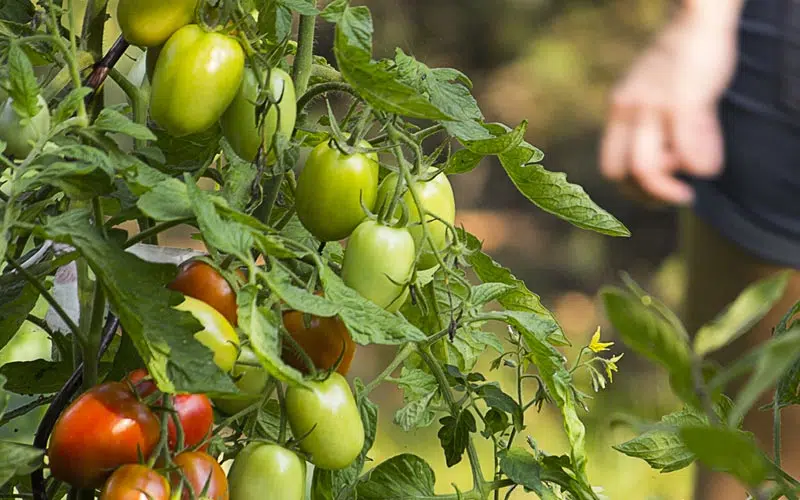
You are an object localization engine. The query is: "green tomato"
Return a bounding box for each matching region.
[220,67,297,162]
[0,96,50,159]
[285,373,364,470]
[228,443,306,500]
[341,220,415,312]
[212,346,269,415]
[174,296,240,372]
[150,25,244,137]
[295,139,379,242]
[116,0,197,47]
[377,168,455,269]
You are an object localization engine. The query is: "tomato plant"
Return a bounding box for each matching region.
[285,372,364,470]
[0,95,50,158]
[48,383,161,488]
[220,67,297,162]
[175,296,240,372]
[168,260,240,326]
[282,308,355,375]
[228,443,306,500]
[116,0,197,48]
[341,220,415,312]
[99,464,170,500]
[295,139,380,242]
[212,346,269,415]
[171,451,229,500]
[150,25,244,136]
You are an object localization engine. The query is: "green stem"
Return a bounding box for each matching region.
[108,68,148,150]
[0,395,55,427]
[277,383,288,444]
[80,0,108,59]
[364,343,414,395]
[123,217,194,249]
[310,63,343,84]
[292,7,318,97]
[45,0,88,124]
[256,173,284,226]
[297,81,357,113]
[774,396,782,468]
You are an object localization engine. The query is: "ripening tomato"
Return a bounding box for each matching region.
[341,220,415,312]
[0,96,50,159]
[116,0,197,47]
[171,451,229,500]
[212,346,269,415]
[175,296,240,372]
[377,168,456,269]
[295,139,380,242]
[228,443,306,500]
[282,310,355,375]
[100,464,170,500]
[220,67,297,162]
[285,372,364,470]
[168,260,239,326]
[150,25,244,137]
[48,382,160,488]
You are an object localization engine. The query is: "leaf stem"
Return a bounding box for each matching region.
[297,82,357,113]
[123,217,195,249]
[292,7,318,97]
[364,343,414,395]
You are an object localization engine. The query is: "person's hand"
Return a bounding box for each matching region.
[599,11,739,205]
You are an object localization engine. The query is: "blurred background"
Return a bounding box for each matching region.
[1,0,697,498]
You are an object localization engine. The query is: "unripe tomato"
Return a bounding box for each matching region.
[100,464,170,500]
[174,297,240,372]
[282,310,355,375]
[220,67,297,162]
[295,139,379,242]
[341,220,415,312]
[228,443,306,500]
[48,382,160,488]
[212,347,269,415]
[0,96,50,159]
[116,0,197,47]
[285,372,364,470]
[171,451,229,500]
[150,25,244,137]
[168,260,239,326]
[377,168,455,269]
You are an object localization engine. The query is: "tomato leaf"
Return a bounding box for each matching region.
[186,180,254,260]
[679,425,772,487]
[477,384,524,432]
[394,390,437,432]
[319,266,426,345]
[52,87,92,125]
[437,408,476,467]
[137,178,193,221]
[0,0,35,24]
[356,454,437,499]
[220,139,257,211]
[774,300,800,408]
[6,43,40,118]
[280,0,319,15]
[0,281,38,352]
[40,209,237,395]
[694,271,790,357]
[499,448,559,500]
[154,124,221,172]
[0,441,44,488]
[92,108,156,141]
[0,359,74,394]
[469,283,516,308]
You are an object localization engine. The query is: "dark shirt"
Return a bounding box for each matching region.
[692,0,800,267]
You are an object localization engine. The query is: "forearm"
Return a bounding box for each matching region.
[682,0,746,31]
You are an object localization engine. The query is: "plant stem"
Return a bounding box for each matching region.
[364,343,414,395]
[0,396,56,427]
[774,395,782,468]
[297,81,357,113]
[292,7,318,97]
[277,383,288,444]
[80,0,108,59]
[123,217,194,249]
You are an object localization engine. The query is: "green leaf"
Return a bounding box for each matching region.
[437,408,476,467]
[0,0,35,24]
[694,271,790,356]
[356,454,436,499]
[393,391,436,431]
[137,178,193,221]
[6,43,40,118]
[601,286,694,403]
[280,0,319,15]
[469,283,515,307]
[445,148,484,175]
[0,375,9,418]
[319,266,426,345]
[477,384,523,431]
[729,325,800,426]
[40,209,236,394]
[679,425,772,487]
[0,282,38,352]
[481,408,508,437]
[775,301,800,407]
[0,441,44,488]
[258,262,340,317]
[93,108,156,141]
[186,181,253,259]
[220,139,257,211]
[499,148,629,237]
[28,162,113,200]
[52,87,92,125]
[331,4,450,120]
[0,359,73,394]
[499,448,558,500]
[154,124,221,171]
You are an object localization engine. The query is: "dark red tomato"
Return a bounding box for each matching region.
[171,451,229,500]
[48,382,160,488]
[282,311,355,375]
[125,369,213,452]
[168,260,240,326]
[100,464,170,500]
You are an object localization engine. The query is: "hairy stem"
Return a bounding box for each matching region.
[364,343,414,395]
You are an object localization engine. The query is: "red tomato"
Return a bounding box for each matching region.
[100,464,170,500]
[125,370,213,451]
[48,382,160,488]
[281,311,355,375]
[168,260,240,326]
[171,451,229,500]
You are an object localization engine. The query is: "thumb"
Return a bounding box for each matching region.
[671,104,725,178]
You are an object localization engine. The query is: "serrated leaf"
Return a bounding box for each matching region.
[0,441,44,488]
[259,262,340,317]
[280,0,319,15]
[52,87,92,125]
[154,124,221,171]
[40,209,236,394]
[470,283,515,307]
[137,178,193,221]
[437,408,476,467]
[694,271,790,356]
[356,454,436,499]
[394,391,437,431]
[481,408,508,437]
[0,0,35,24]
[220,139,257,211]
[0,282,39,352]
[679,425,772,487]
[774,300,800,407]
[6,43,39,118]
[186,181,253,259]
[44,144,115,176]
[445,148,484,175]
[478,384,523,431]
[0,359,73,394]
[499,448,558,500]
[93,108,156,141]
